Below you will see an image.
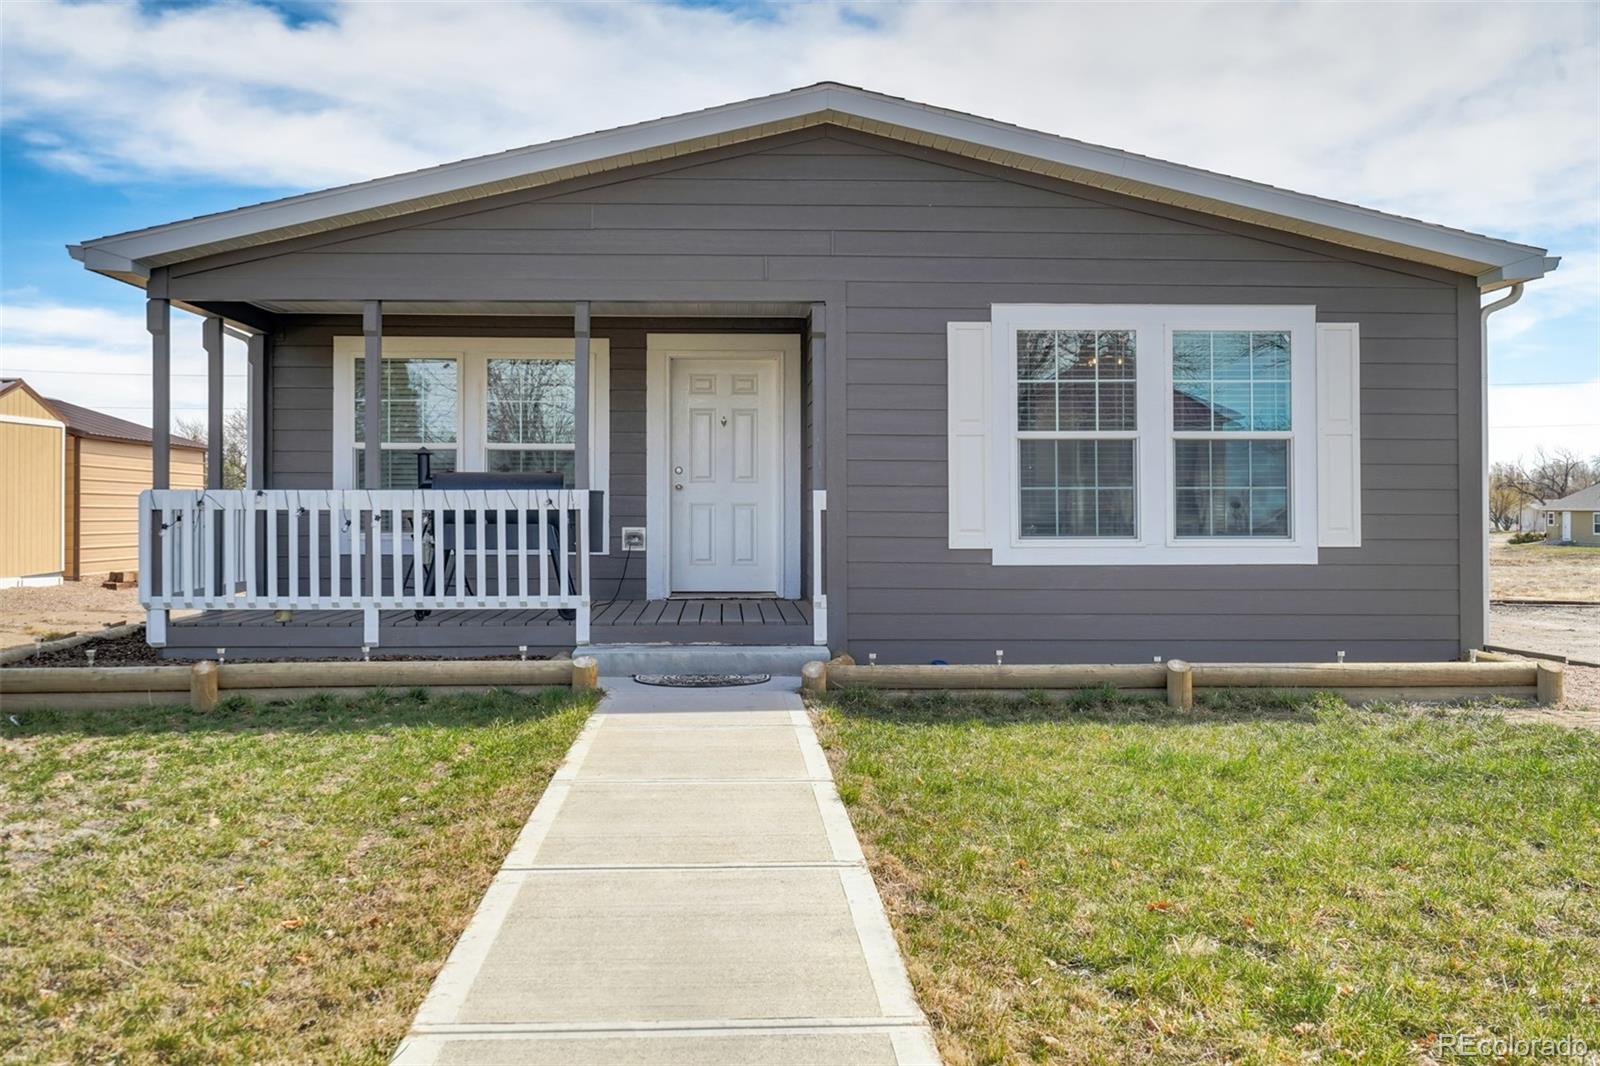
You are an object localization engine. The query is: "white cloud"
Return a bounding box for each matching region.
[0,300,246,429]
[0,0,1594,239]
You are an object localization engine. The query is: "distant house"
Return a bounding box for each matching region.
[1516,499,1546,532]
[1542,484,1600,545]
[0,378,205,586]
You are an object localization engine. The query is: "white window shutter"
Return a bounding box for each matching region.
[947,321,992,548]
[1317,322,1361,547]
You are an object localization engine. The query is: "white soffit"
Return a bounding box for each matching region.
[70,83,1555,289]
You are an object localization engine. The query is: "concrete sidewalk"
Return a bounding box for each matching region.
[393,677,940,1066]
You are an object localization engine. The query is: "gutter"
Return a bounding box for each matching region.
[1475,281,1526,654]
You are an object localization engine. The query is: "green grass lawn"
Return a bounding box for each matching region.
[1,687,594,1065]
[816,689,1600,1065]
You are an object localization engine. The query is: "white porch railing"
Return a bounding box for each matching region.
[811,489,827,646]
[139,488,591,646]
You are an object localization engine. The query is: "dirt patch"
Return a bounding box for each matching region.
[1489,602,1600,664]
[0,581,149,649]
[1490,533,1600,600]
[1,630,552,668]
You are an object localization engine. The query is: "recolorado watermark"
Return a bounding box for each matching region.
[1437,1032,1594,1061]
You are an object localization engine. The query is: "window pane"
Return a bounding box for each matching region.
[487,448,577,484]
[354,358,458,444]
[487,358,575,445]
[1174,439,1290,538]
[1018,439,1135,539]
[1017,331,1057,380]
[1169,329,1292,432]
[1016,329,1138,431]
[354,447,457,489]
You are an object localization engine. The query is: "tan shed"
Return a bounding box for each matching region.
[47,396,206,581]
[0,380,67,587]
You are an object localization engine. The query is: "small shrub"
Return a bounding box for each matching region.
[1508,530,1546,544]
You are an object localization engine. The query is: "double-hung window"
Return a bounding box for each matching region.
[1017,329,1138,538]
[982,304,1319,565]
[352,355,460,489]
[333,336,610,500]
[484,357,576,480]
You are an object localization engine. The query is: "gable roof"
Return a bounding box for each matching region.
[0,378,60,421]
[43,391,206,450]
[69,82,1555,290]
[1545,483,1600,510]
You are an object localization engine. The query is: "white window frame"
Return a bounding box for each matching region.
[988,304,1318,566]
[332,336,611,546]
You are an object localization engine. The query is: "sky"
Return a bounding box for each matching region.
[1,0,1596,464]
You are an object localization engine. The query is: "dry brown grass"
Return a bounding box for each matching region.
[1490,532,1600,600]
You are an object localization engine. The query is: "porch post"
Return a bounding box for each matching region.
[146,291,171,646]
[203,315,225,489]
[808,302,828,646]
[572,301,591,644]
[246,332,266,489]
[148,295,171,490]
[361,301,382,646]
[362,301,383,489]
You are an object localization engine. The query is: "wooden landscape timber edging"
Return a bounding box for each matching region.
[0,656,600,712]
[801,658,1563,709]
[0,621,142,665]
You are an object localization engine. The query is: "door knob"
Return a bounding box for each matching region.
[674,483,684,490]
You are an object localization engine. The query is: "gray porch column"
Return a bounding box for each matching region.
[572,301,591,491]
[203,315,225,488]
[809,303,826,491]
[362,301,383,489]
[147,296,172,490]
[246,332,266,489]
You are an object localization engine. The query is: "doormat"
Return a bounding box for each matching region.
[632,673,772,688]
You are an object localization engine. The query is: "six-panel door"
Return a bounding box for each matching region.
[669,357,782,593]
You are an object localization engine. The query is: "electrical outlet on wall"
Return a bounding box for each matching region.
[621,527,646,551]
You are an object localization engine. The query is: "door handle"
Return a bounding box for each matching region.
[674,483,684,490]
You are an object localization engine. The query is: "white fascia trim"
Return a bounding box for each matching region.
[77,84,1550,285]
[988,303,1319,567]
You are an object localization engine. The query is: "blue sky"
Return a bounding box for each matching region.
[1,0,1595,461]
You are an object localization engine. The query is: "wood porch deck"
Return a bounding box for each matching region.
[165,598,815,659]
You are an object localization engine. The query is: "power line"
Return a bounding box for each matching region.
[2,369,246,378]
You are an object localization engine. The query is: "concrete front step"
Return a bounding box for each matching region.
[583,643,827,677]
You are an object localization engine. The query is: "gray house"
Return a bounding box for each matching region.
[69,84,1557,663]
[1542,484,1600,546]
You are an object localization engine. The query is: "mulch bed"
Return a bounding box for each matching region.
[3,631,551,669]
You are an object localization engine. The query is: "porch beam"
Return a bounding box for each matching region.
[572,301,590,492]
[246,332,266,488]
[203,315,225,489]
[362,301,382,490]
[147,294,171,490]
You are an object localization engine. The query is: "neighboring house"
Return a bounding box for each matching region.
[67,83,1558,662]
[1515,499,1546,532]
[1542,484,1600,546]
[0,380,66,588]
[49,397,207,580]
[0,378,204,587]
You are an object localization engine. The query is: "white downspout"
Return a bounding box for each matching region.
[1478,282,1524,651]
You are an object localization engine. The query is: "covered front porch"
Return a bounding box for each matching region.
[136,297,836,659]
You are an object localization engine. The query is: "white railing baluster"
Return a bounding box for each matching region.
[223,503,238,605]
[265,504,279,605]
[495,497,508,604]
[243,493,258,607]
[308,493,322,607]
[288,499,301,605]
[536,496,549,603]
[474,498,487,608]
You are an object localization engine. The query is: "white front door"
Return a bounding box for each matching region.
[669,357,781,593]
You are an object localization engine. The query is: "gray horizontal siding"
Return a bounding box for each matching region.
[187,126,1471,663]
